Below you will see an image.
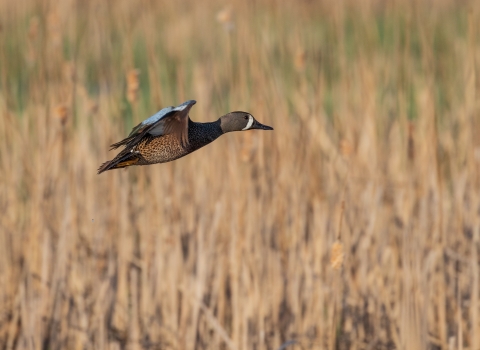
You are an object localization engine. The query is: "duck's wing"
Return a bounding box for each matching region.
[110,100,196,150]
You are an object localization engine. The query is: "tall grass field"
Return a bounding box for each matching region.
[0,0,479,349]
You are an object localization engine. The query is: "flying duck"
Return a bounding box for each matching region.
[98,100,273,173]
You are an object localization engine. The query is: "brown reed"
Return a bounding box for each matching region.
[0,1,479,349]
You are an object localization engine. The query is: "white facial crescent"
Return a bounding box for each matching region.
[242,115,254,130]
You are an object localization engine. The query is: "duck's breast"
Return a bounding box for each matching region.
[137,134,189,164]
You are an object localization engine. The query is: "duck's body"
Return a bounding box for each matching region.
[134,120,222,164]
[98,100,272,173]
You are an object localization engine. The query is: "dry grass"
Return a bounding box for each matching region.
[1,0,480,349]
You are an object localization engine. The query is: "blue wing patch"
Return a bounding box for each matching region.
[129,100,196,136]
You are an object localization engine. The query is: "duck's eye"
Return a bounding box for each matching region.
[244,115,249,120]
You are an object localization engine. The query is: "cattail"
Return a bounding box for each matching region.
[340,139,353,157]
[216,7,234,31]
[330,240,344,270]
[28,17,39,41]
[126,69,140,104]
[47,12,61,48]
[294,48,306,72]
[54,105,68,125]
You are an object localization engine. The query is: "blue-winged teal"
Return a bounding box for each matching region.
[98,100,273,173]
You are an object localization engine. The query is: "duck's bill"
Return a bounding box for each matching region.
[252,120,274,130]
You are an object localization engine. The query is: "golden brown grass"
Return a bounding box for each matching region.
[1,0,480,349]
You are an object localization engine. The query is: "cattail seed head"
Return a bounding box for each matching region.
[340,139,353,157]
[54,105,68,125]
[217,7,234,31]
[294,48,306,72]
[28,17,39,41]
[126,69,140,104]
[330,240,344,270]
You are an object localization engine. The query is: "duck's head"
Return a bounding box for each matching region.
[219,112,273,133]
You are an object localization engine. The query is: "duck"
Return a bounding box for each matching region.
[98,100,273,173]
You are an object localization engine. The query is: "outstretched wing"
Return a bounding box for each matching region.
[110,100,196,150]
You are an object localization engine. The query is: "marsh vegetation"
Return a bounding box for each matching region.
[0,0,479,349]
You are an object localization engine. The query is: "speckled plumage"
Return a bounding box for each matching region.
[98,100,273,173]
[135,120,222,164]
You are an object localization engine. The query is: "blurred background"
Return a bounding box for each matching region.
[1,0,480,349]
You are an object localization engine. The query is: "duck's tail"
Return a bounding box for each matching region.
[97,150,141,174]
